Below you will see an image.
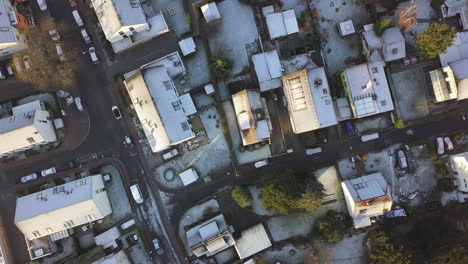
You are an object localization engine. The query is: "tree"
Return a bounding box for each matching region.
[416,23,456,59]
[312,210,349,244]
[399,0,418,31]
[231,185,253,208]
[368,233,412,264]
[13,15,79,91]
[431,245,468,264]
[374,18,392,36]
[209,55,233,79]
[294,177,324,213]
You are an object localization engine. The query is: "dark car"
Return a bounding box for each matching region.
[344,121,355,136]
[68,160,78,168]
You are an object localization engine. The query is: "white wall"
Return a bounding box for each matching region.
[108,22,149,43]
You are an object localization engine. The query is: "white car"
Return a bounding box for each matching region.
[21,173,38,183]
[305,147,322,155]
[56,44,65,61]
[444,137,454,151]
[130,184,143,204]
[23,55,31,71]
[112,106,121,119]
[254,159,269,168]
[41,167,56,177]
[49,29,60,41]
[75,97,84,112]
[89,47,99,64]
[152,238,161,250]
[436,137,444,155]
[37,0,47,11]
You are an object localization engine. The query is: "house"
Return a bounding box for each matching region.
[362,26,406,63]
[282,67,338,134]
[95,227,121,250]
[341,173,393,228]
[263,6,299,39]
[341,62,394,118]
[428,67,458,103]
[441,0,468,30]
[123,56,195,153]
[0,100,57,158]
[450,152,468,193]
[234,223,272,260]
[232,89,270,146]
[90,0,169,53]
[0,0,28,59]
[252,50,283,92]
[178,37,196,56]
[439,32,468,100]
[14,175,112,260]
[201,2,221,24]
[185,214,235,257]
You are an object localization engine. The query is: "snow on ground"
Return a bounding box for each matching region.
[394,0,436,47]
[17,93,59,112]
[441,190,459,206]
[248,186,276,216]
[150,0,190,37]
[338,158,358,179]
[310,0,370,74]
[266,166,345,242]
[207,0,259,76]
[363,148,399,198]
[331,233,367,264]
[222,101,271,164]
[185,38,212,88]
[281,0,309,19]
[159,191,177,219]
[262,243,309,263]
[214,247,237,264]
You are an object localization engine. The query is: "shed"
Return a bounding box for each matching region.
[265,10,298,39]
[204,83,215,95]
[339,20,355,36]
[179,168,199,186]
[201,2,221,24]
[234,223,272,259]
[179,93,197,116]
[178,37,196,56]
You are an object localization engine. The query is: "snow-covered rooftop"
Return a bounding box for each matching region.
[234,223,272,259]
[439,31,468,67]
[343,62,394,118]
[429,67,458,102]
[450,152,468,192]
[179,168,199,186]
[381,27,406,62]
[458,79,468,100]
[201,2,221,23]
[339,20,356,36]
[449,58,468,79]
[343,173,389,202]
[179,37,196,56]
[282,68,337,134]
[252,50,283,92]
[179,93,197,116]
[0,0,18,45]
[265,9,299,39]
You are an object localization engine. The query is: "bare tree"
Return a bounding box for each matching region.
[399,0,418,32]
[304,242,335,264]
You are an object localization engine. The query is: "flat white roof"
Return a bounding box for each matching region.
[266,10,299,39]
[458,79,468,100]
[179,168,199,186]
[179,93,197,116]
[282,68,337,134]
[343,173,389,203]
[429,67,458,102]
[336,98,352,120]
[179,37,196,56]
[95,227,121,248]
[0,0,17,44]
[252,50,283,92]
[234,223,272,259]
[91,0,147,40]
[450,152,468,192]
[363,30,383,50]
[201,2,221,23]
[339,20,355,36]
[204,83,215,94]
[344,62,394,118]
[439,32,468,67]
[449,58,468,79]
[381,27,406,62]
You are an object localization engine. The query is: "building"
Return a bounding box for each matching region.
[282,67,338,134]
[91,0,169,53]
[341,62,394,119]
[339,20,355,36]
[201,2,221,24]
[123,56,195,153]
[234,223,272,260]
[14,175,112,259]
[450,152,468,193]
[362,26,406,63]
[439,32,468,100]
[252,50,283,92]
[179,168,199,186]
[186,214,235,257]
[178,37,196,56]
[341,173,393,228]
[262,6,299,39]
[232,89,270,146]
[0,100,57,158]
[441,0,468,30]
[428,67,458,103]
[0,0,28,59]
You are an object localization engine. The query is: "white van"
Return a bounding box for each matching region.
[89,47,99,64]
[81,29,91,44]
[361,132,379,142]
[130,184,143,204]
[37,0,47,11]
[120,219,136,230]
[162,149,178,160]
[56,44,64,61]
[305,147,322,155]
[254,159,269,168]
[75,97,84,112]
[72,10,84,27]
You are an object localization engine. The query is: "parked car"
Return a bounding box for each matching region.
[56,44,65,61]
[81,28,91,44]
[444,137,454,151]
[37,0,47,11]
[0,66,6,80]
[112,106,121,119]
[344,121,355,136]
[89,47,99,64]
[6,62,14,76]
[130,184,144,204]
[152,238,161,250]
[120,219,136,230]
[305,147,322,155]
[68,160,78,168]
[124,136,132,145]
[361,132,379,142]
[396,150,408,170]
[436,137,444,155]
[72,10,84,27]
[49,29,60,41]
[21,173,38,183]
[254,159,269,168]
[23,55,31,71]
[75,97,84,112]
[162,149,179,160]
[41,167,56,177]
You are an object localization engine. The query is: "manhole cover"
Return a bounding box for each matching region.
[164,168,176,181]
